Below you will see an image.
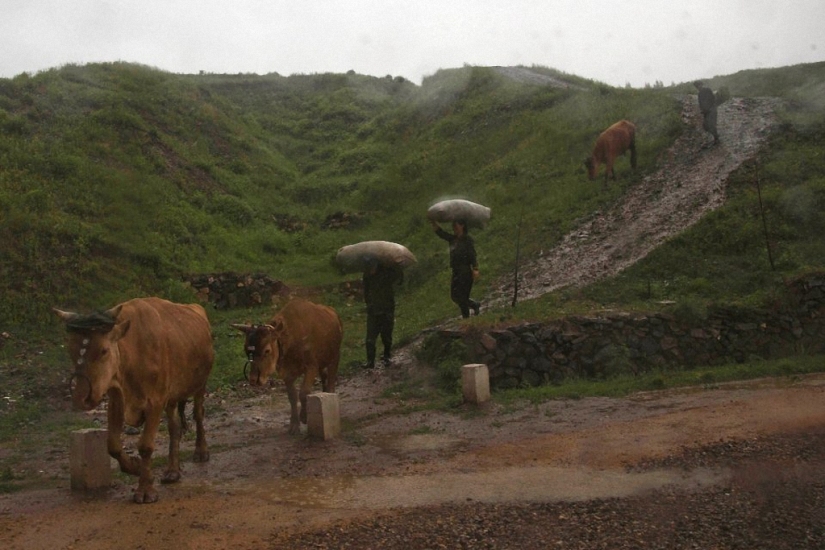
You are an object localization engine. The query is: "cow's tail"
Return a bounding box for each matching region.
[178,400,189,433]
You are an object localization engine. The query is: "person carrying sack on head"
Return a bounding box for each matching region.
[431,219,481,318]
[363,259,403,368]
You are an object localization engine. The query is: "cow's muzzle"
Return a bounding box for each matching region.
[69,371,94,410]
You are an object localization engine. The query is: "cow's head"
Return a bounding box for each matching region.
[231,320,284,386]
[53,305,131,411]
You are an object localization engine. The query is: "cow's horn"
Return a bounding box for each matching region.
[104,304,123,319]
[230,323,253,334]
[53,308,79,322]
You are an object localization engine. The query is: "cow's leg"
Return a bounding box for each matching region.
[299,368,319,426]
[133,407,162,504]
[285,378,301,435]
[161,401,182,485]
[106,389,141,477]
[192,387,209,462]
[324,357,340,393]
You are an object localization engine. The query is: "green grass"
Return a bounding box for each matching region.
[495,354,825,404]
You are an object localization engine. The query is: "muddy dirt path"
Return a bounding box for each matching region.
[2,370,824,549]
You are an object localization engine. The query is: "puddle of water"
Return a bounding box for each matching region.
[239,465,728,510]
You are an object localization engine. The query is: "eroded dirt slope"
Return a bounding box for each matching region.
[488,95,781,305]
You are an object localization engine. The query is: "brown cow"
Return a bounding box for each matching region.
[584,119,637,183]
[232,298,342,435]
[54,297,214,503]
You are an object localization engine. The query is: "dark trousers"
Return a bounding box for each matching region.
[451,270,479,318]
[366,310,394,364]
[702,107,719,141]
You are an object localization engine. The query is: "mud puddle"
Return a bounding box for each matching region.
[234,464,726,510]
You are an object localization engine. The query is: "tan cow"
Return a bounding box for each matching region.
[232,298,342,435]
[584,119,637,183]
[54,297,214,503]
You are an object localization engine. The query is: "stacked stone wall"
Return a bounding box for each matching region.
[183,273,364,310]
[439,275,825,389]
[184,273,290,309]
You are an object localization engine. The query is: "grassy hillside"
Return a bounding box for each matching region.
[1,61,824,391]
[0,64,675,320]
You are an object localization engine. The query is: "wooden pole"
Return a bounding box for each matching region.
[754,162,775,271]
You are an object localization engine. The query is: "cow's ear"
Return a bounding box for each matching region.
[111,320,131,341]
[230,323,254,334]
[267,319,285,333]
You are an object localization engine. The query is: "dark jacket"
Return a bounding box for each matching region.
[698,87,716,114]
[363,265,402,315]
[435,227,478,274]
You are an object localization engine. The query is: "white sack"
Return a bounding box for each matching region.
[335,241,417,273]
[427,199,491,228]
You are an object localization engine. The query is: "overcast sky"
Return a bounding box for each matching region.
[2,1,823,87]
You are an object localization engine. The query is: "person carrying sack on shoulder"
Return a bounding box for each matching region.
[431,219,481,318]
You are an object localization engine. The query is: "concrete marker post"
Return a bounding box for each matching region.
[307,392,341,440]
[462,363,490,404]
[69,428,112,491]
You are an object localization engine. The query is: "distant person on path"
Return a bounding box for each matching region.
[694,80,719,145]
[431,219,481,318]
[363,260,403,368]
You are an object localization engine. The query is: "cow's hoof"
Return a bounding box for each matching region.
[133,487,159,504]
[288,424,301,436]
[161,470,181,484]
[193,449,210,463]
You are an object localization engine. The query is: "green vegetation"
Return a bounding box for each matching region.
[495,354,825,404]
[1,60,825,471]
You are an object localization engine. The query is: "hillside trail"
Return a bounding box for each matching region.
[3,92,817,550]
[486,94,782,306]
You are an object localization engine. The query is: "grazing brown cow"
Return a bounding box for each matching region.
[54,297,214,503]
[232,298,342,435]
[584,119,637,183]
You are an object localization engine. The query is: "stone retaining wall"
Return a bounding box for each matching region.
[183,273,364,309]
[439,275,825,389]
[184,273,291,309]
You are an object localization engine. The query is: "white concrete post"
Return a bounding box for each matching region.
[306,392,341,440]
[462,364,491,404]
[69,428,112,491]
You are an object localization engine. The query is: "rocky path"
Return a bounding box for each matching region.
[487,95,782,306]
